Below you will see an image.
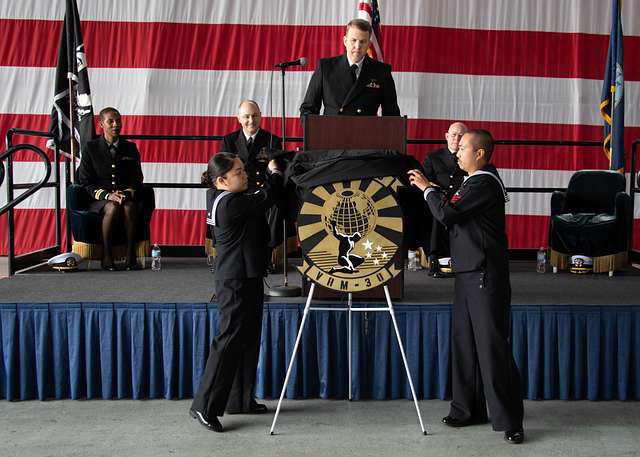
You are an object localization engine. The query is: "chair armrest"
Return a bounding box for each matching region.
[66,183,92,210]
[550,191,566,216]
[614,191,632,236]
[138,185,156,211]
[614,192,631,217]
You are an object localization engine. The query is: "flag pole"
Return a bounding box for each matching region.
[609,84,615,169]
[68,78,76,183]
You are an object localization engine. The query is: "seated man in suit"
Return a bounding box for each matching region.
[423,122,468,276]
[215,100,284,274]
[220,100,282,191]
[77,106,144,271]
[300,18,400,117]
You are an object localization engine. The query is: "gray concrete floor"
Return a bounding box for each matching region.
[1,399,639,457]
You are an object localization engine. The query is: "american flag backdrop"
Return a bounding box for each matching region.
[0,0,639,255]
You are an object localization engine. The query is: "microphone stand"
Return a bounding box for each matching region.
[266,64,301,298]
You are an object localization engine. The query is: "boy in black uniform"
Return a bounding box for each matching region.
[190,152,282,432]
[408,129,524,445]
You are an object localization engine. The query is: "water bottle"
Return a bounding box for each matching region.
[407,250,418,272]
[536,247,546,273]
[151,244,161,271]
[206,252,216,273]
[414,249,423,270]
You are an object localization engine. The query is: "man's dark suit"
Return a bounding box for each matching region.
[300,54,400,117]
[423,164,523,432]
[218,127,285,256]
[191,171,283,419]
[219,128,282,191]
[77,136,143,204]
[422,147,467,260]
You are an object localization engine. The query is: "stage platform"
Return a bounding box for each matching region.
[1,259,640,403]
[1,258,639,305]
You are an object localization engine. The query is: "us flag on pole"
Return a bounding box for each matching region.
[48,0,96,156]
[358,0,384,62]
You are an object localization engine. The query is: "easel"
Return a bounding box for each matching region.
[269,282,427,435]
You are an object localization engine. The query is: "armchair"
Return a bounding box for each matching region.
[67,183,155,266]
[549,170,630,275]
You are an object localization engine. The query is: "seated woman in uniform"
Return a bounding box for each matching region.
[77,107,143,271]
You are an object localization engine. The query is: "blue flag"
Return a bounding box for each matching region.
[599,0,624,172]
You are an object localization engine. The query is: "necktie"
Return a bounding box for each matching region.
[247,137,253,150]
[109,144,117,160]
[350,64,358,83]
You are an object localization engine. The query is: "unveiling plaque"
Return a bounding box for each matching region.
[297,176,403,293]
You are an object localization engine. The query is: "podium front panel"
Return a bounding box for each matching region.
[304,115,406,154]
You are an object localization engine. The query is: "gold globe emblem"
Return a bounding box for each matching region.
[323,189,376,239]
[297,177,404,293]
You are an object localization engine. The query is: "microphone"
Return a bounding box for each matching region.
[275,57,308,69]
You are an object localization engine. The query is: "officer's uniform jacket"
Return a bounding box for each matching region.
[219,129,282,191]
[423,147,467,199]
[77,136,143,201]
[300,54,400,117]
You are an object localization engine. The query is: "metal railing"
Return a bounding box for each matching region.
[2,130,639,275]
[0,156,4,187]
[121,133,222,188]
[2,129,66,275]
[630,140,640,255]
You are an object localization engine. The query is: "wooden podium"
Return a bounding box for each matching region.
[303,114,407,153]
[301,115,407,300]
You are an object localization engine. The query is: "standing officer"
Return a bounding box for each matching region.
[190,153,282,432]
[300,18,400,117]
[422,122,468,276]
[408,129,524,445]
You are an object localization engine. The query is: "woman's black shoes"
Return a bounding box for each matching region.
[504,429,525,444]
[189,409,223,433]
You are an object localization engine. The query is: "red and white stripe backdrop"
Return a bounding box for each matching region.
[1,0,639,255]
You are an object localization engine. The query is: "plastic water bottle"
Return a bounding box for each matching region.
[151,244,161,271]
[414,249,423,270]
[407,250,418,272]
[206,252,215,273]
[536,247,546,273]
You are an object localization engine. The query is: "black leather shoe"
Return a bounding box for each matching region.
[125,262,141,271]
[441,416,488,427]
[427,258,439,276]
[189,409,223,432]
[504,429,524,444]
[248,400,268,414]
[429,260,446,278]
[226,400,268,415]
[102,263,117,272]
